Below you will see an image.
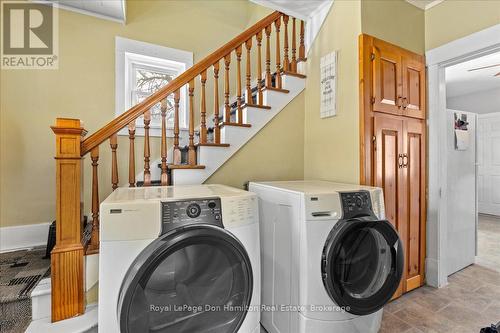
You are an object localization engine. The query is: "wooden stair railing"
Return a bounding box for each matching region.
[50,10,306,322]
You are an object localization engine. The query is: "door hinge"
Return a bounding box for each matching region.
[371,97,375,104]
[372,136,376,151]
[370,53,375,61]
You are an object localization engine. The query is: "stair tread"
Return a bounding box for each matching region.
[169,164,206,169]
[220,122,252,128]
[243,103,272,110]
[282,71,307,79]
[195,143,230,147]
[263,86,290,93]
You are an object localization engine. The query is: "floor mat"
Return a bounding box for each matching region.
[0,247,50,333]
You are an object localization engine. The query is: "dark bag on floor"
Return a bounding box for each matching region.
[481,322,500,333]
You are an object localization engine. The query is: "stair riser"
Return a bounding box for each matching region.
[171,74,305,185]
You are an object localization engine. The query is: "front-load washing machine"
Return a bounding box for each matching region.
[249,180,403,333]
[98,184,260,333]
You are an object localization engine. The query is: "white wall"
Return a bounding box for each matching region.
[447,87,500,114]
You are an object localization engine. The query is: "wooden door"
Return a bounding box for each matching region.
[372,40,402,116]
[402,54,426,119]
[402,118,426,291]
[373,113,406,298]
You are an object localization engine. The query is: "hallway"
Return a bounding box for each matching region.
[477,214,500,272]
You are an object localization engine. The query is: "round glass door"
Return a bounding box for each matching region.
[322,219,403,315]
[118,225,253,333]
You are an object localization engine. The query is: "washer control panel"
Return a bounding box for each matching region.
[161,198,223,234]
[340,191,374,219]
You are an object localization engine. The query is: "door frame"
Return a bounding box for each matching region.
[426,23,500,288]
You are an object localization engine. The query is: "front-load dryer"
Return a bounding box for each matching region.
[249,180,403,333]
[98,184,261,333]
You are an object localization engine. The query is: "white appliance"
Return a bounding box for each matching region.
[249,181,403,333]
[98,184,261,333]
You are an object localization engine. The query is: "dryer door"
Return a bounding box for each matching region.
[118,225,253,333]
[321,218,403,315]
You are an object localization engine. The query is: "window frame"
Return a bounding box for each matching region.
[116,37,193,137]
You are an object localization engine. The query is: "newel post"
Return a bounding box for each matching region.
[50,118,87,322]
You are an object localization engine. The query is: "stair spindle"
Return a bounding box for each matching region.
[224,54,231,123]
[265,25,272,87]
[110,134,118,190]
[236,45,243,124]
[200,70,208,144]
[188,80,196,165]
[213,61,221,143]
[173,89,181,164]
[245,38,252,105]
[128,122,136,187]
[275,17,282,89]
[299,20,305,60]
[256,31,263,105]
[283,15,290,72]
[88,147,99,253]
[160,99,168,185]
[143,110,151,186]
[291,17,297,72]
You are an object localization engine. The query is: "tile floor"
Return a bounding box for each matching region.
[381,214,500,333]
[476,214,500,272]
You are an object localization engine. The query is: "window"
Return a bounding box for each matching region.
[116,37,193,136]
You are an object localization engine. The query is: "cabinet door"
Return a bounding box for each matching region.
[372,40,402,116]
[373,114,406,298]
[402,55,426,119]
[402,118,426,292]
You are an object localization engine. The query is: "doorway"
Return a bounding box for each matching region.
[426,24,500,287]
[444,51,500,274]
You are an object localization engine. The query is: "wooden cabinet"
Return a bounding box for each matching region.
[371,38,426,119]
[360,34,427,298]
[373,114,426,297]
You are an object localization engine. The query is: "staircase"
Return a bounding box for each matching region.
[49,10,307,323]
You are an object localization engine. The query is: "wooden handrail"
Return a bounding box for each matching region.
[80,11,283,155]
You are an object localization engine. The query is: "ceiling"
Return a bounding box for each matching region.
[38,0,126,23]
[405,0,445,10]
[446,51,500,97]
[249,0,332,21]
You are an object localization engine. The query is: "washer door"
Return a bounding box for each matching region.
[118,225,253,333]
[321,219,403,315]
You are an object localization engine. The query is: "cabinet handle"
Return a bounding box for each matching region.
[403,153,408,168]
[398,154,403,168]
[397,96,403,108]
[402,97,408,109]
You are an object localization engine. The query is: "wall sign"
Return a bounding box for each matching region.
[320,51,337,118]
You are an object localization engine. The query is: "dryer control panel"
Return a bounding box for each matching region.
[340,191,374,219]
[161,198,223,234]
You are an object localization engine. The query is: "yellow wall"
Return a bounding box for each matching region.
[206,92,305,188]
[361,0,425,54]
[303,0,362,184]
[0,0,282,227]
[425,0,500,51]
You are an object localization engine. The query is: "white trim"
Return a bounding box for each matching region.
[305,0,334,56]
[115,37,193,137]
[35,0,126,24]
[0,223,50,253]
[426,23,500,287]
[405,0,444,11]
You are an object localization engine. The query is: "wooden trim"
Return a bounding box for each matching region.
[80,11,282,155]
[195,143,230,147]
[168,164,206,170]
[243,103,271,110]
[220,122,252,128]
[359,34,374,185]
[282,71,306,78]
[262,86,290,93]
[50,118,86,322]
